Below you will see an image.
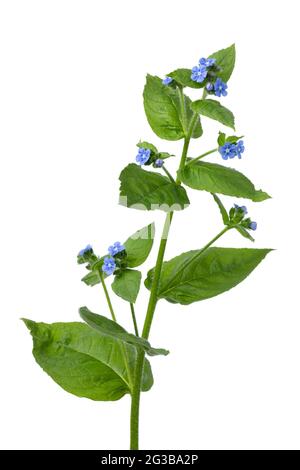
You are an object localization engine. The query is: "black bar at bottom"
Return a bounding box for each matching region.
[0,449,297,465]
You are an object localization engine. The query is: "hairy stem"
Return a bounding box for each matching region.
[162,165,176,183]
[185,147,218,167]
[130,95,200,450]
[177,86,187,134]
[130,303,139,337]
[99,270,133,389]
[99,271,117,322]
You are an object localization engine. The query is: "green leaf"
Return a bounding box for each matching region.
[185,95,203,138]
[124,223,155,268]
[119,163,190,212]
[208,44,236,82]
[79,307,169,357]
[212,193,229,224]
[112,269,142,303]
[143,75,202,140]
[145,247,272,305]
[169,68,203,89]
[23,319,154,400]
[157,151,174,160]
[217,132,226,146]
[235,225,255,242]
[137,141,158,154]
[143,75,185,140]
[178,161,271,202]
[191,99,235,130]
[82,270,100,286]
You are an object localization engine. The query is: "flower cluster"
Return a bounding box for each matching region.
[190,57,228,98]
[102,241,126,276]
[230,204,257,231]
[135,146,166,169]
[219,140,245,160]
[136,147,151,165]
[191,57,216,83]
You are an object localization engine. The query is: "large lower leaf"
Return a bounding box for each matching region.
[119,164,190,212]
[178,161,270,202]
[145,247,272,305]
[191,99,235,129]
[124,223,155,268]
[23,320,153,400]
[208,44,236,82]
[112,269,142,303]
[79,307,169,357]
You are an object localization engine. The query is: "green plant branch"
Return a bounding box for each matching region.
[162,165,176,183]
[99,270,117,322]
[130,303,139,336]
[130,106,199,449]
[99,270,133,390]
[185,147,218,166]
[177,86,187,134]
[159,226,232,296]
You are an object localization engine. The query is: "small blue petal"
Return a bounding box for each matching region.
[214,78,228,97]
[108,241,125,256]
[234,204,248,215]
[162,76,173,85]
[219,142,236,160]
[102,256,116,276]
[199,57,216,67]
[78,244,92,256]
[191,65,208,83]
[136,147,151,165]
[235,140,245,159]
[249,221,257,231]
[154,159,164,168]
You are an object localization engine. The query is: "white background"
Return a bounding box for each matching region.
[0,0,299,450]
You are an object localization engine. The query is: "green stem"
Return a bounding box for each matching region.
[185,147,218,167]
[130,350,144,450]
[162,165,176,183]
[99,270,133,389]
[130,93,199,450]
[176,114,198,183]
[99,271,117,322]
[142,212,173,339]
[130,303,139,336]
[177,86,187,134]
[130,213,173,450]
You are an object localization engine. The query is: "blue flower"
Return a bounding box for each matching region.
[154,159,164,168]
[199,57,216,67]
[249,221,257,231]
[136,147,151,165]
[102,256,116,276]
[236,140,245,159]
[162,76,173,85]
[234,204,248,215]
[206,82,214,91]
[219,142,236,160]
[108,241,125,256]
[214,78,228,97]
[191,65,208,83]
[78,244,93,256]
